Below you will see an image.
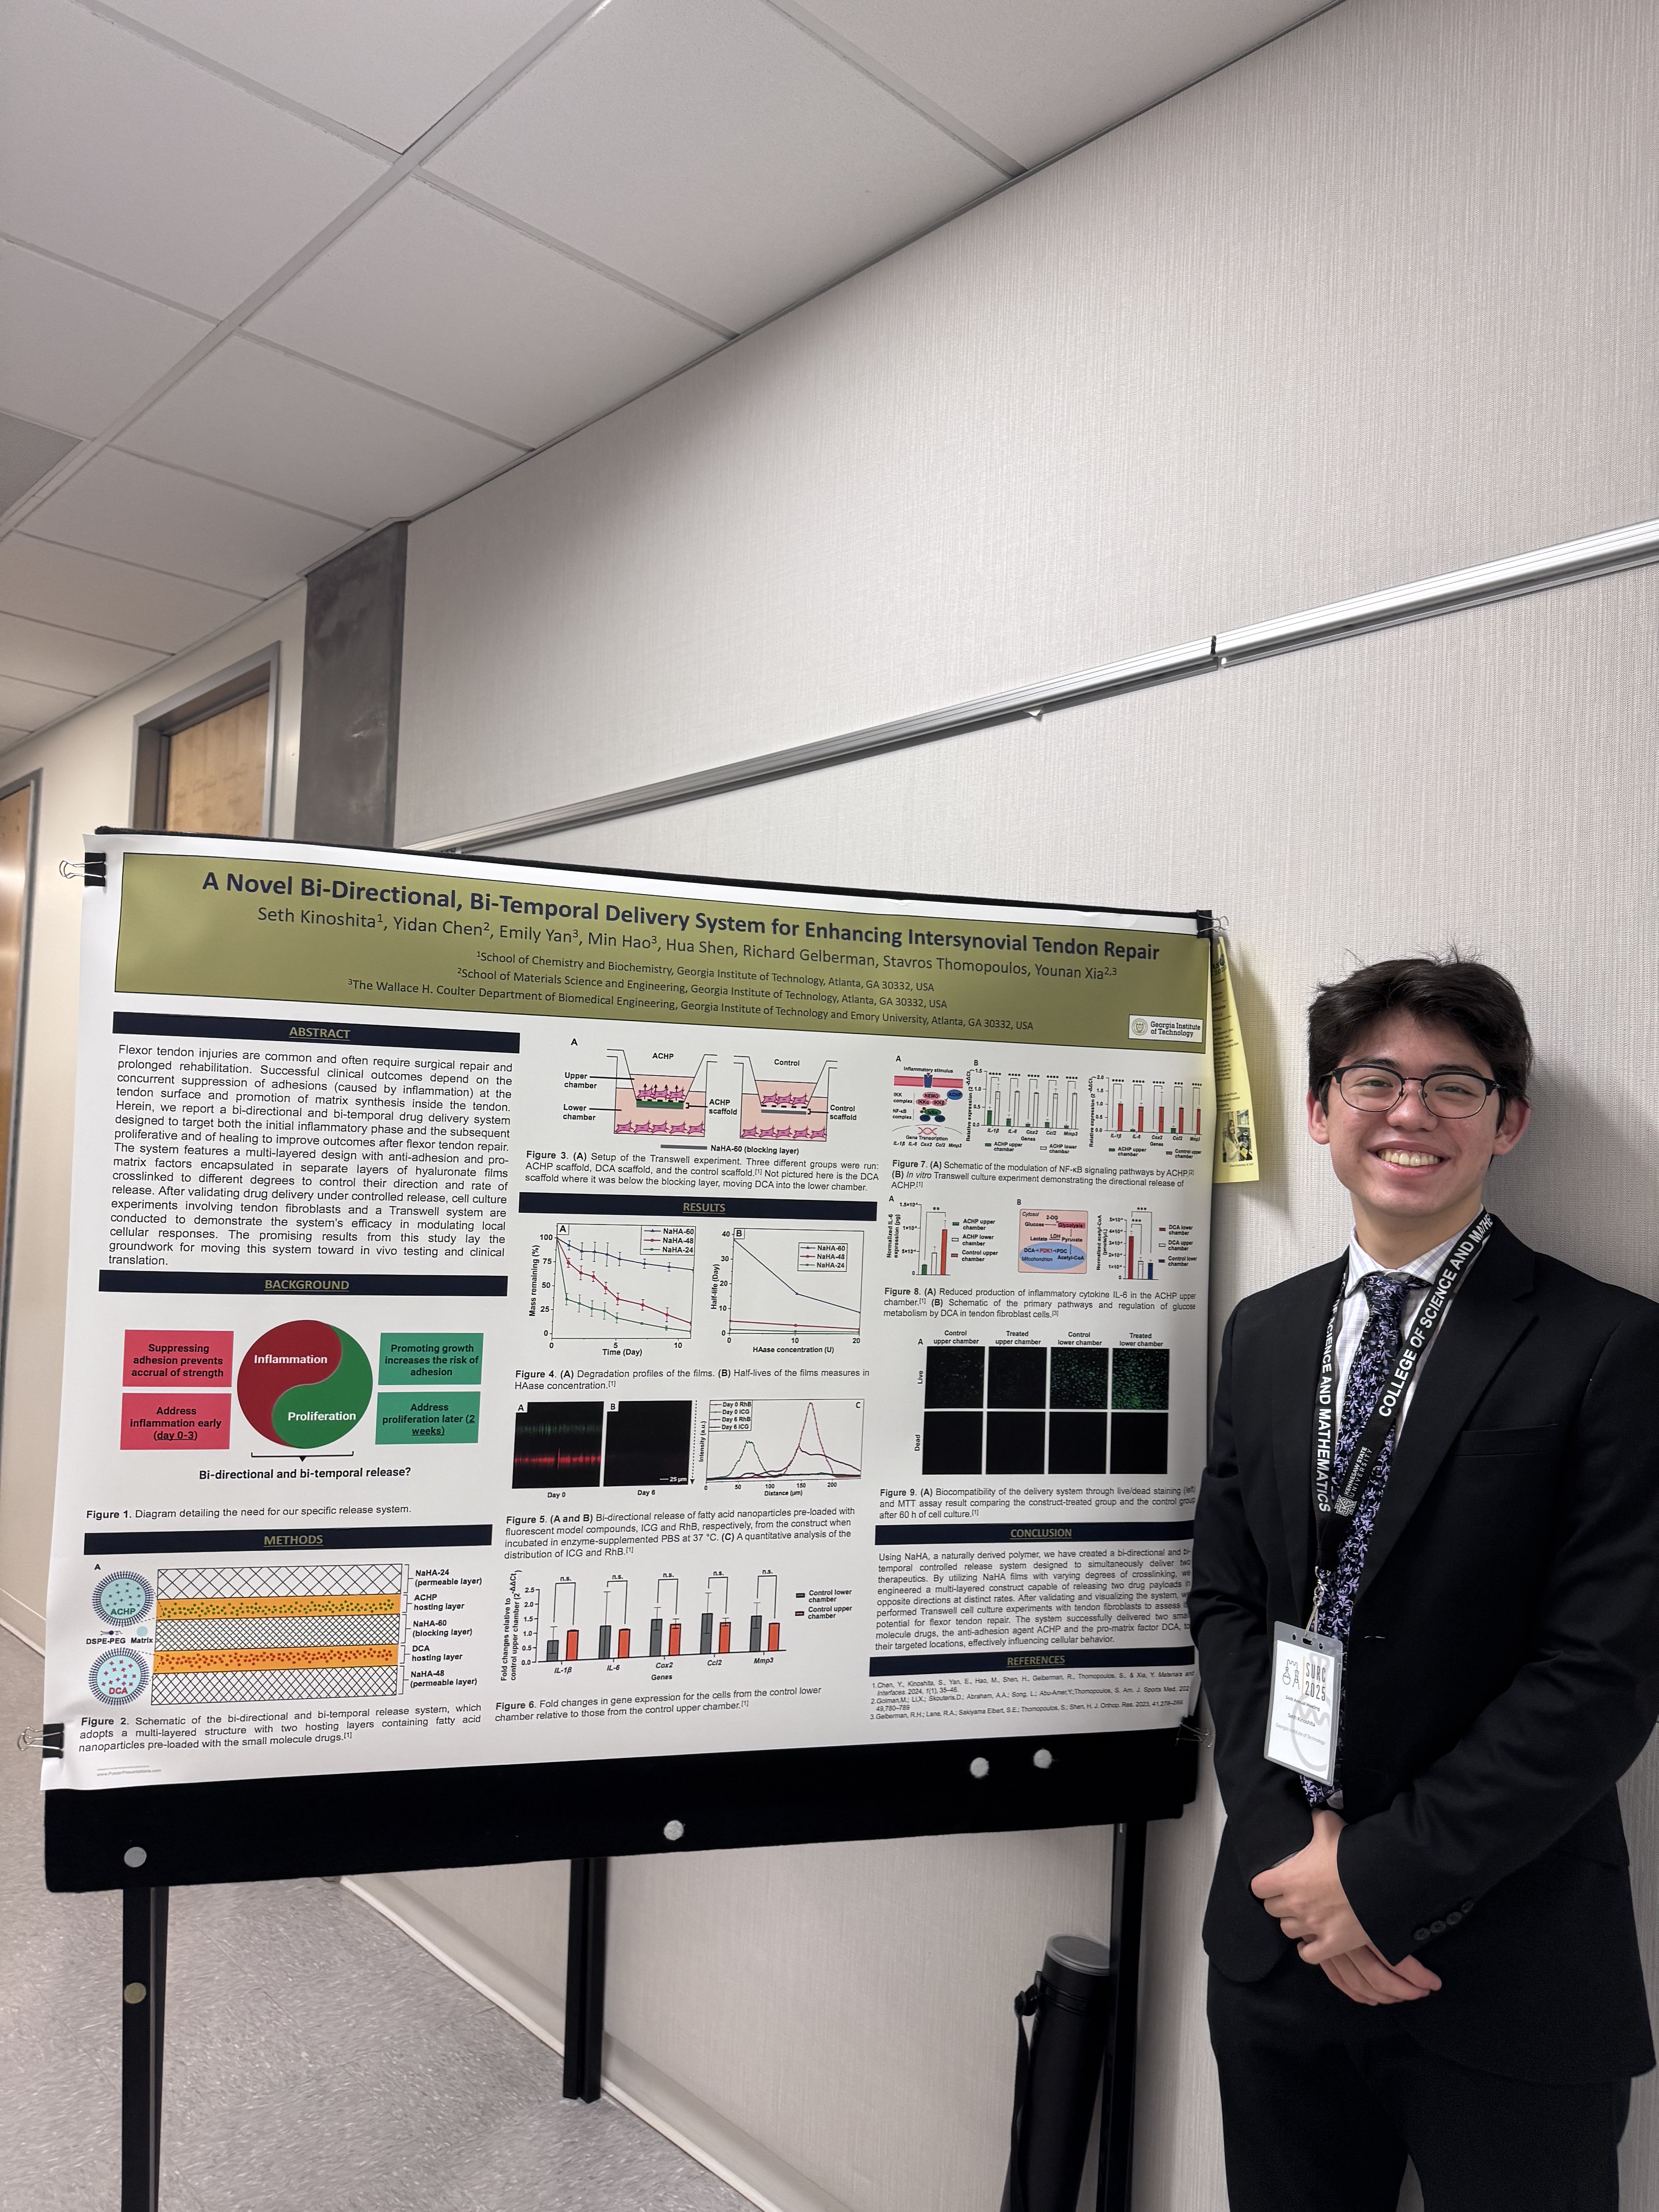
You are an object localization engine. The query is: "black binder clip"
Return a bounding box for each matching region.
[18,1723,65,1758]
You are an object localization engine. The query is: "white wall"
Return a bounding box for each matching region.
[476,570,1659,2209]
[387,0,1659,2200]
[398,0,1659,849]
[0,587,304,1646]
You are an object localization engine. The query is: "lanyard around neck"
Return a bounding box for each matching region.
[1312,1211,1493,1575]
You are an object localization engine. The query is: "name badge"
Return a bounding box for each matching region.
[1264,1621,1343,1785]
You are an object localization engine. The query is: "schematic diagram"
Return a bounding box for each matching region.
[611,1049,711,1138]
[736,1057,832,1142]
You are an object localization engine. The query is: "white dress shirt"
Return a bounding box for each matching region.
[1332,1225,1466,1432]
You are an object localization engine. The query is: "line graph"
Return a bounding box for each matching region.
[552,1221,696,1338]
[727,1228,862,1336]
[705,1397,864,1482]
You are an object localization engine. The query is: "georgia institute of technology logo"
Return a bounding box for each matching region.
[1129,1015,1150,1039]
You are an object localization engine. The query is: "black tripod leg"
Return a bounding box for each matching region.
[1099,1821,1146,2212]
[562,1858,609,2104]
[122,1885,168,2212]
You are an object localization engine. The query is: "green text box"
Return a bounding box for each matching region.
[375,1391,480,1444]
[378,1333,483,1386]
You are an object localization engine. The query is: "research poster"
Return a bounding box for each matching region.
[44,835,1212,1794]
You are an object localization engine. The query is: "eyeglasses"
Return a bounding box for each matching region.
[1324,1063,1501,1118]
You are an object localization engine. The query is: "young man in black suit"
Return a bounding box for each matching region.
[1190,956,1659,2211]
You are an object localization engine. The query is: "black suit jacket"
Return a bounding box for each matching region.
[1190,1217,1659,2082]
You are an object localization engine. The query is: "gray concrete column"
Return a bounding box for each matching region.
[295,522,407,847]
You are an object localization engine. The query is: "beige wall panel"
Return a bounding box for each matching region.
[399,0,1659,848]
[498,566,1659,2207]
[0,589,303,1645]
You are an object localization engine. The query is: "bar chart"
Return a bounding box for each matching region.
[510,1566,783,1665]
[1097,1075,1201,1145]
[969,1068,1081,1143]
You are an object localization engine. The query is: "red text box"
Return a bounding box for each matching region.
[124,1331,233,1386]
[121,1394,233,1451]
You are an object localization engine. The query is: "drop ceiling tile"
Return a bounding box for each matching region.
[0,610,164,695]
[24,451,356,600]
[0,727,30,749]
[0,412,80,512]
[118,336,522,528]
[428,0,1003,331]
[0,242,213,438]
[0,536,257,651]
[251,180,719,448]
[107,0,562,152]
[0,0,388,317]
[800,0,1330,167]
[0,671,92,730]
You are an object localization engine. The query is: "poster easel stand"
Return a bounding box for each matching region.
[1098,1820,1146,2212]
[122,1882,168,2212]
[111,1827,1149,2208]
[563,1857,609,2102]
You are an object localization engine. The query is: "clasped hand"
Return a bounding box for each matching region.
[1250,1810,1442,2007]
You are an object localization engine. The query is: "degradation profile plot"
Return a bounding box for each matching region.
[149,1562,405,1704]
[727,1227,862,1336]
[548,1219,696,1338]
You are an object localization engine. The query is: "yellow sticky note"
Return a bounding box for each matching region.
[1211,935,1261,1184]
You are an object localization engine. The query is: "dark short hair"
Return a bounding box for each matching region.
[1308,954,1533,1121]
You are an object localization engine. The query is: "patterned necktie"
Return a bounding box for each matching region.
[1303,1269,1418,1808]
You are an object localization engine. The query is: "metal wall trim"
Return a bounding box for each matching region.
[408,515,1659,858]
